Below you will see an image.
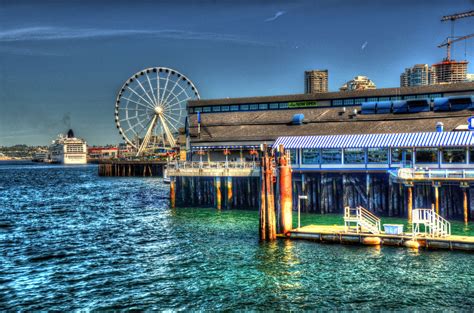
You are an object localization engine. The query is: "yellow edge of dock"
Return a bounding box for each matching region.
[279,225,474,252]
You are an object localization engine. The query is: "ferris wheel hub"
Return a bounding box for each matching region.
[154,106,164,115]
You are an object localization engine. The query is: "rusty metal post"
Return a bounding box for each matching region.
[279,144,293,234]
[216,177,222,210]
[227,177,233,209]
[407,185,413,223]
[433,182,440,215]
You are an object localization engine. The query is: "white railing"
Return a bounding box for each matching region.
[168,161,260,170]
[398,168,474,180]
[412,208,451,238]
[344,206,381,234]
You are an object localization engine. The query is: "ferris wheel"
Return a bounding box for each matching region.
[114,67,200,155]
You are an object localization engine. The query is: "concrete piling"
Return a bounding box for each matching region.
[279,145,293,235]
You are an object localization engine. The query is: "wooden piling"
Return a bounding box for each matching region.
[434,183,440,215]
[279,145,293,234]
[170,179,176,208]
[216,177,222,210]
[407,185,413,223]
[462,185,469,224]
[260,158,267,241]
[227,177,233,209]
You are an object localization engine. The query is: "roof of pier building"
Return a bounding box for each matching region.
[186,83,474,146]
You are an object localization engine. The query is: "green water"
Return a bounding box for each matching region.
[297,213,474,237]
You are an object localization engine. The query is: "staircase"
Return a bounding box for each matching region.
[344,206,381,234]
[412,209,451,238]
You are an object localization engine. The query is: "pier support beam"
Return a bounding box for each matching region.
[407,184,413,223]
[215,177,222,210]
[170,179,176,209]
[259,145,276,241]
[433,182,440,215]
[227,177,233,209]
[279,145,293,234]
[461,182,469,224]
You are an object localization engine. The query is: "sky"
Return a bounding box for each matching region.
[0,0,473,146]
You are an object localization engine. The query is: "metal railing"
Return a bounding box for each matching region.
[344,206,381,234]
[397,168,474,180]
[412,208,451,238]
[167,161,260,170]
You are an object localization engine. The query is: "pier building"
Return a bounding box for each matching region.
[174,82,474,221]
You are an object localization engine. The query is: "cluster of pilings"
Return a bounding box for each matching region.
[170,176,259,209]
[98,161,164,177]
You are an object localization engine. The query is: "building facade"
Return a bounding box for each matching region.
[340,75,376,91]
[304,70,328,93]
[432,60,468,84]
[400,64,433,87]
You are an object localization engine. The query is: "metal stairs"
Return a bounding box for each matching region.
[412,208,451,238]
[344,206,381,234]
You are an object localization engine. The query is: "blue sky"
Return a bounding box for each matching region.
[0,0,473,146]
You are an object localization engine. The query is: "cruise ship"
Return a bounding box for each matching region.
[49,129,87,164]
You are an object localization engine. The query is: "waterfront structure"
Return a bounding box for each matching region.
[304,70,328,93]
[49,129,87,164]
[400,64,433,87]
[339,75,376,91]
[32,149,49,162]
[431,60,468,84]
[180,82,474,221]
[88,146,118,160]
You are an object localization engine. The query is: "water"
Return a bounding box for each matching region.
[0,162,473,310]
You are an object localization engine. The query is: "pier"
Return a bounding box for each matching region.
[98,159,166,177]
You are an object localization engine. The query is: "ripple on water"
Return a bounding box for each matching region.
[0,163,473,310]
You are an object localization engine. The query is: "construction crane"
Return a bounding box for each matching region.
[438,33,474,61]
[439,10,474,61]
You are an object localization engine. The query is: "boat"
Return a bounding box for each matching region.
[32,150,49,162]
[49,129,87,165]
[163,166,170,184]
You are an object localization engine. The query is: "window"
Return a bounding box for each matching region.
[212,106,221,112]
[194,107,203,113]
[240,104,249,111]
[355,98,365,104]
[470,148,474,163]
[416,94,428,99]
[430,93,442,99]
[391,148,413,164]
[390,96,401,100]
[188,108,194,113]
[230,105,239,111]
[367,97,378,102]
[404,95,417,100]
[442,148,466,164]
[221,105,230,112]
[302,149,320,164]
[279,102,289,109]
[333,99,343,106]
[249,104,258,110]
[367,148,388,164]
[321,149,342,164]
[203,106,211,113]
[379,97,390,101]
[343,99,354,105]
[415,148,438,163]
[259,103,268,110]
[289,149,298,165]
[269,103,279,109]
[344,148,365,164]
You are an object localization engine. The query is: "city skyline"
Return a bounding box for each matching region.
[1,0,473,146]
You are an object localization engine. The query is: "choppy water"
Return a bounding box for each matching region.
[0,162,473,310]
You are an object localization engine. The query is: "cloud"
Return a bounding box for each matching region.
[361,41,368,50]
[0,26,274,47]
[265,11,286,22]
[0,45,64,56]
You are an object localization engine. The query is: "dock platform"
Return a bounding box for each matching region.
[283,225,474,252]
[98,160,166,177]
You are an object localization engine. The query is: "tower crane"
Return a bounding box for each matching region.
[438,33,474,61]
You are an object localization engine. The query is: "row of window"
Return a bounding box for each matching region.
[189,93,444,114]
[289,147,472,165]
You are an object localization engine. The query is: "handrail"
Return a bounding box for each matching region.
[397,168,474,180]
[412,208,451,237]
[168,161,260,170]
[344,206,381,234]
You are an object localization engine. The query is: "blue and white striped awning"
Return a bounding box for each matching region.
[273,131,474,149]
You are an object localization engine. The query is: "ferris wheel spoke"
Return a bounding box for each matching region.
[159,71,172,106]
[161,77,182,107]
[120,112,150,123]
[162,86,188,110]
[126,86,156,109]
[145,73,158,104]
[156,71,161,105]
[163,92,190,110]
[122,96,154,111]
[136,78,157,107]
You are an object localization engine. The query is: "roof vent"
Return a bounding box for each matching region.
[436,122,444,132]
[292,114,304,125]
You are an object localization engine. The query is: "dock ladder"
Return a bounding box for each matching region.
[344,206,381,234]
[412,208,451,238]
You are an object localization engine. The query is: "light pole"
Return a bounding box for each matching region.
[298,195,308,229]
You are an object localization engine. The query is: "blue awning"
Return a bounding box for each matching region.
[273,131,474,149]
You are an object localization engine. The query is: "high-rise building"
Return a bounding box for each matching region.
[466,73,474,82]
[305,70,328,93]
[431,60,468,84]
[400,64,433,87]
[339,75,376,91]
